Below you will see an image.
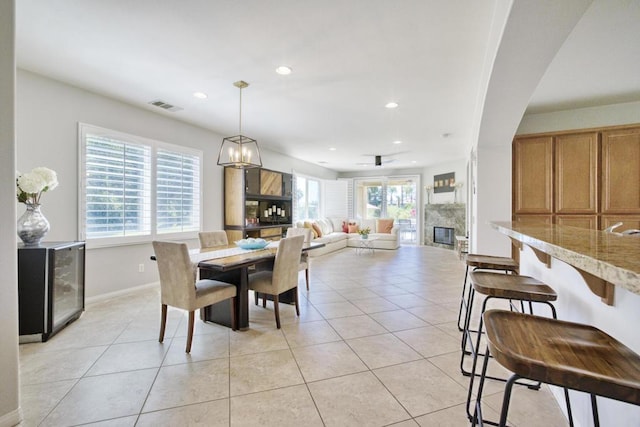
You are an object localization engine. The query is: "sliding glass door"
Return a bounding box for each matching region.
[354,176,419,244]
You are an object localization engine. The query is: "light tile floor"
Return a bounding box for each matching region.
[19,245,568,426]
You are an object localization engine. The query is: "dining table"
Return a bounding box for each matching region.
[183,240,324,330]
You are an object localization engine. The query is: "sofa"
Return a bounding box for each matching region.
[295,217,400,257]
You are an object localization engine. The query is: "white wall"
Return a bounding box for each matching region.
[264,151,337,181]
[16,70,333,299]
[423,159,467,205]
[0,1,21,425]
[470,0,593,255]
[517,100,640,135]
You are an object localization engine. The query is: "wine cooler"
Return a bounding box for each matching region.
[18,241,85,342]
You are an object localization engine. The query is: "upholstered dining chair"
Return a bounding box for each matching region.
[152,241,237,353]
[286,227,313,290]
[199,230,228,248]
[248,234,305,328]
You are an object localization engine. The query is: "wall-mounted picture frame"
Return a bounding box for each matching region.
[434,172,455,193]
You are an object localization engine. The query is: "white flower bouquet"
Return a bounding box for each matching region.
[16,167,58,205]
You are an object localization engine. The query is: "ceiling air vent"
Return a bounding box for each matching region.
[148,99,183,112]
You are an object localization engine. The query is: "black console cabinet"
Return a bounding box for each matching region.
[18,241,85,342]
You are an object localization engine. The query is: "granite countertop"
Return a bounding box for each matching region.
[491,221,640,295]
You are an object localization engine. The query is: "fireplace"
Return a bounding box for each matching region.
[433,226,455,246]
[424,203,465,250]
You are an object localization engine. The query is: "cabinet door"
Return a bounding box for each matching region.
[282,173,293,197]
[514,215,553,224]
[555,132,598,214]
[260,170,282,196]
[260,227,282,239]
[601,215,640,233]
[513,137,553,214]
[244,169,260,194]
[556,215,598,230]
[602,127,640,213]
[224,168,244,227]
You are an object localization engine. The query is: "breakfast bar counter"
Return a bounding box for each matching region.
[489,221,640,424]
[490,221,640,302]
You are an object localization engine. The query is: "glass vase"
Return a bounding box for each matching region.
[17,203,50,246]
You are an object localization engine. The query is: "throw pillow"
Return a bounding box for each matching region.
[348,224,359,234]
[342,221,349,233]
[312,222,323,238]
[304,221,318,239]
[377,218,394,234]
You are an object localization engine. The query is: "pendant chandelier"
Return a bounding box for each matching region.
[217,80,262,169]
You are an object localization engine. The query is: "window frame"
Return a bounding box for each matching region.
[78,123,203,248]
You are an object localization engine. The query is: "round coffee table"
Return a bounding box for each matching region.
[355,237,377,255]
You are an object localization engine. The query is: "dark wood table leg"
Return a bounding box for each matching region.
[237,266,249,330]
[200,269,249,330]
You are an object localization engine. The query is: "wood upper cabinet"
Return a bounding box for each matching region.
[602,128,640,214]
[514,124,640,230]
[513,136,553,214]
[555,132,598,214]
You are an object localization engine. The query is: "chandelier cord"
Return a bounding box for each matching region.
[238,86,242,135]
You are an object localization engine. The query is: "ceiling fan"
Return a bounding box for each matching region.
[356,153,402,167]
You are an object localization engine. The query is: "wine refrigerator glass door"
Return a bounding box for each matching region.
[51,243,85,332]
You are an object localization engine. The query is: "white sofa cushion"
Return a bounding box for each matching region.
[317,218,334,236]
[328,217,347,233]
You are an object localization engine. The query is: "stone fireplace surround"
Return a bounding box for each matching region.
[424,203,466,249]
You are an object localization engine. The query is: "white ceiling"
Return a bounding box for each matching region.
[15,0,640,172]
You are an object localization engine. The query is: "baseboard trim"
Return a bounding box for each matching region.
[0,407,22,427]
[86,282,159,305]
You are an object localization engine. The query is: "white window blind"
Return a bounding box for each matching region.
[79,123,202,247]
[345,178,354,219]
[156,149,200,234]
[84,134,152,238]
[323,179,348,218]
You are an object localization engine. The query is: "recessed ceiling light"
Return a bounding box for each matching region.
[411,160,417,164]
[275,66,292,75]
[385,102,399,109]
[329,147,337,151]
[392,140,402,145]
[193,92,208,99]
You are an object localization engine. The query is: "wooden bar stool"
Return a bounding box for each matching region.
[474,309,640,427]
[457,254,519,332]
[462,271,558,422]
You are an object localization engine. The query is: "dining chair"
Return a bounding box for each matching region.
[199,230,229,248]
[248,234,305,328]
[286,227,313,290]
[152,241,237,353]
